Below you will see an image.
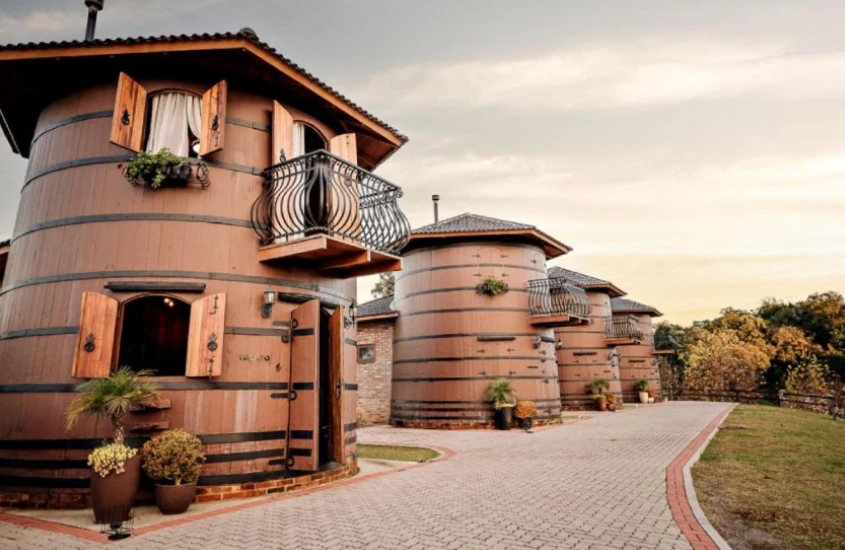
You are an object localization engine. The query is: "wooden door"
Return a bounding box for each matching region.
[287,299,320,471]
[72,292,119,378]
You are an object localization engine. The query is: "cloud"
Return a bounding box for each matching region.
[353,38,845,113]
[0,0,228,43]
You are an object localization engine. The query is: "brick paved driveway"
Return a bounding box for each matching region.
[0,402,730,550]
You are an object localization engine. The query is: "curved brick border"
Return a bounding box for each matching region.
[0,445,455,545]
[667,403,736,550]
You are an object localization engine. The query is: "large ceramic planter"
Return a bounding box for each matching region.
[639,391,649,404]
[596,396,607,411]
[91,454,141,523]
[495,406,514,430]
[155,482,197,515]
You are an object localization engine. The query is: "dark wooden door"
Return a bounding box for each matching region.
[287,299,320,472]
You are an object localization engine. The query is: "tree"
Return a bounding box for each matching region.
[371,272,395,299]
[784,359,838,396]
[682,328,770,391]
[697,307,774,359]
[767,326,822,388]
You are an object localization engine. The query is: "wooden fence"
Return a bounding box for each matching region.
[677,388,844,418]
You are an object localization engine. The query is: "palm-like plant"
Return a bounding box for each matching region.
[589,376,610,396]
[485,378,518,410]
[65,367,159,446]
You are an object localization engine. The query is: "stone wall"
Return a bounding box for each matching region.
[356,319,395,425]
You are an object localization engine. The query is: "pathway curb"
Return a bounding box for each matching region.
[666,402,737,550]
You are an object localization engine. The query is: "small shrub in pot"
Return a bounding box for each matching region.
[485,378,517,430]
[634,378,649,404]
[514,401,537,431]
[589,377,610,411]
[142,429,206,515]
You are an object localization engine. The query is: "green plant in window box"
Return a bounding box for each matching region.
[476,276,509,296]
[125,148,189,189]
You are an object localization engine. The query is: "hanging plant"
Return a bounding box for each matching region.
[123,148,189,189]
[476,276,509,296]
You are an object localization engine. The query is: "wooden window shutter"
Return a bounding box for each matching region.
[72,292,119,378]
[110,72,148,152]
[329,133,357,166]
[186,293,226,377]
[199,80,227,156]
[272,101,294,164]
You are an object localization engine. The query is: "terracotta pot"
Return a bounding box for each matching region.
[495,406,514,430]
[607,403,617,412]
[639,391,649,404]
[91,454,141,524]
[155,482,197,515]
[596,395,607,411]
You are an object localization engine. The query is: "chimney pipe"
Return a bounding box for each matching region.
[84,0,104,42]
[432,194,440,224]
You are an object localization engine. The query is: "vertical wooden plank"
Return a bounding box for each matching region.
[287,299,320,471]
[272,101,294,164]
[71,292,119,378]
[328,307,344,463]
[110,72,147,152]
[186,293,226,377]
[200,80,227,156]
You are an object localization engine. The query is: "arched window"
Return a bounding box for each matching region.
[118,296,191,376]
[145,91,202,157]
[292,122,326,157]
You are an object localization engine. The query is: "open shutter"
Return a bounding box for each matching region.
[199,80,227,156]
[72,292,119,378]
[287,299,320,471]
[110,72,147,152]
[328,133,361,239]
[186,293,226,377]
[272,101,294,164]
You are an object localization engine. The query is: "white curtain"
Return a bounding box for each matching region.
[146,93,202,157]
[292,122,305,158]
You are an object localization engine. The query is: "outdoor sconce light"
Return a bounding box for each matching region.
[344,302,357,329]
[262,287,276,318]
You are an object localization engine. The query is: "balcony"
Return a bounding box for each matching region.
[652,332,677,355]
[527,278,592,327]
[250,150,411,277]
[605,314,643,345]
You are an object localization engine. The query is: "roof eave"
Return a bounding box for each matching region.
[357,312,399,323]
[408,228,571,259]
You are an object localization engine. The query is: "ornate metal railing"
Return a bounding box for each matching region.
[527,278,592,318]
[606,314,643,340]
[250,150,411,254]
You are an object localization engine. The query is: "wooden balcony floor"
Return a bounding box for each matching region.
[258,234,402,277]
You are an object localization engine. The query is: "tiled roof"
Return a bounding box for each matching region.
[610,297,663,317]
[547,267,625,297]
[0,29,405,143]
[357,295,395,319]
[412,213,535,235]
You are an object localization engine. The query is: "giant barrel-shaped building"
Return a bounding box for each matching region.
[611,298,664,402]
[0,31,411,507]
[550,268,626,408]
[390,213,591,428]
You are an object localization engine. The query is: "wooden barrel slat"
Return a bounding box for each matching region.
[617,313,662,401]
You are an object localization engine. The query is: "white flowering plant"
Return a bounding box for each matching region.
[89,443,137,478]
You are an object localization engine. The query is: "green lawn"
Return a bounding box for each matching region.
[357,444,440,462]
[693,405,845,550]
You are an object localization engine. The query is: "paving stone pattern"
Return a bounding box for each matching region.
[0,402,730,550]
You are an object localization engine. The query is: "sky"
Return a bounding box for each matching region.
[1,0,844,325]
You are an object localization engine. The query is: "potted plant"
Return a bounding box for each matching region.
[647,389,655,404]
[514,401,537,431]
[476,276,509,296]
[65,367,158,523]
[124,148,190,189]
[142,429,206,515]
[606,392,617,412]
[485,378,517,430]
[634,378,649,404]
[589,377,610,411]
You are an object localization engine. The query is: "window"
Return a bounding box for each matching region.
[357,345,376,364]
[118,296,191,376]
[292,122,326,157]
[146,92,202,158]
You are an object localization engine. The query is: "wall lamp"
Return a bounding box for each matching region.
[262,287,276,318]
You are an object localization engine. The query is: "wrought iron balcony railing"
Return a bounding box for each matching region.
[606,314,643,341]
[250,150,411,254]
[527,278,592,319]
